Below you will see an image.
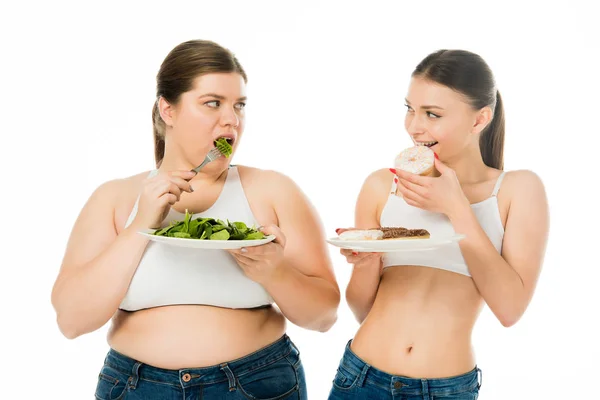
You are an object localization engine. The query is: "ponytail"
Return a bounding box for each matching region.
[479,90,505,170]
[152,100,165,168]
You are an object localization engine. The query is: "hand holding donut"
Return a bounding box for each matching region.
[390,146,470,218]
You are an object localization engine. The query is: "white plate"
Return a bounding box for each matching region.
[138,230,276,249]
[326,234,466,252]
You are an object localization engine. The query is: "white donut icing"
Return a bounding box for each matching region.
[338,230,383,240]
[395,146,434,175]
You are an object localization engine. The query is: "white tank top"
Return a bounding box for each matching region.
[119,166,274,311]
[380,171,507,277]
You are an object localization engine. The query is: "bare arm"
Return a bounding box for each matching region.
[51,170,194,338]
[231,171,340,332]
[345,169,389,323]
[50,180,150,339]
[449,170,549,327]
[260,172,341,332]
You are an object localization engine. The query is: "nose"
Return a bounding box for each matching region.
[220,105,240,128]
[405,112,425,138]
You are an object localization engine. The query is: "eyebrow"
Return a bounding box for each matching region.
[405,99,444,110]
[199,93,247,101]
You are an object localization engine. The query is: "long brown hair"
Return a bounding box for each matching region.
[152,40,247,167]
[412,50,505,170]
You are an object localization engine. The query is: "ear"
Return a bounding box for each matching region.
[158,96,175,128]
[472,106,493,135]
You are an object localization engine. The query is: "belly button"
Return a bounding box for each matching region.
[406,346,413,353]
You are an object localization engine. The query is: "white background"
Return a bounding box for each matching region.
[2,1,599,399]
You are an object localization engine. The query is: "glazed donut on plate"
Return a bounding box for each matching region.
[394,145,435,176]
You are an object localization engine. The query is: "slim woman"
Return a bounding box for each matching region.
[329,49,549,399]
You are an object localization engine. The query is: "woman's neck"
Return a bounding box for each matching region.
[158,153,227,185]
[443,146,491,184]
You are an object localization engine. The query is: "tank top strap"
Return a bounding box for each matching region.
[491,171,507,197]
[124,169,159,228]
[222,165,252,208]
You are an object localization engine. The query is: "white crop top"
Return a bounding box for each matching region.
[381,171,507,277]
[119,166,274,311]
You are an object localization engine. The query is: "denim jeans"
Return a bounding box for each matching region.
[328,340,482,400]
[95,334,307,400]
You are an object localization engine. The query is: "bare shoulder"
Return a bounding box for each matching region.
[236,165,301,197]
[364,168,394,192]
[89,171,149,204]
[86,170,153,230]
[502,169,546,197]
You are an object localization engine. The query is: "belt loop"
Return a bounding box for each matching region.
[129,361,142,390]
[421,379,429,400]
[219,363,237,392]
[355,364,370,387]
[288,336,300,356]
[477,367,483,389]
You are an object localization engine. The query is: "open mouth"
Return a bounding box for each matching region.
[214,136,235,147]
[416,141,438,148]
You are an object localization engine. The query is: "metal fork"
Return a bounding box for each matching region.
[191,147,223,173]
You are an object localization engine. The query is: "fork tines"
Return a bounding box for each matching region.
[208,147,223,160]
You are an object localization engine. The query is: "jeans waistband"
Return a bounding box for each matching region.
[103,334,297,388]
[339,340,482,395]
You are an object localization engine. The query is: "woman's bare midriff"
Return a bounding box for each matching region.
[105,167,288,370]
[350,265,483,378]
[107,305,286,369]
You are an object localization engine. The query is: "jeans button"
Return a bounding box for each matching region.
[182,373,191,382]
[394,381,402,388]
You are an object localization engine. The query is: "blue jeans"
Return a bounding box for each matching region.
[95,334,307,400]
[328,341,482,399]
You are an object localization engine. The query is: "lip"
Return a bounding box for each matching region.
[215,133,237,146]
[413,140,438,148]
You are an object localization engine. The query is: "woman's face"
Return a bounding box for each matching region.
[165,72,246,166]
[404,76,488,160]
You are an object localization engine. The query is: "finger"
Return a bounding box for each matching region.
[434,158,452,175]
[164,182,182,199]
[229,253,253,272]
[340,249,354,257]
[353,253,381,267]
[341,248,369,257]
[168,176,194,193]
[397,181,424,203]
[159,193,178,206]
[403,196,421,208]
[335,227,355,235]
[229,246,264,260]
[391,168,430,187]
[151,179,183,199]
[259,225,286,247]
[347,251,376,263]
[399,178,428,198]
[232,240,280,255]
[169,170,198,180]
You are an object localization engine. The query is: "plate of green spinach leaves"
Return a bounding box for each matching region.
[138,210,275,249]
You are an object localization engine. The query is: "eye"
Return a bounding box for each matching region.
[205,100,220,108]
[235,102,246,110]
[404,104,414,112]
[427,111,440,119]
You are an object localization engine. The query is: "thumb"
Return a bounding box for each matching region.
[434,157,452,174]
[258,224,286,247]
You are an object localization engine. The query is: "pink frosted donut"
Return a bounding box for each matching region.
[394,146,435,176]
